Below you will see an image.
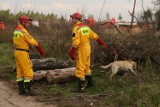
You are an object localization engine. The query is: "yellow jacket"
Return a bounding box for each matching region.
[13,24,38,50]
[72,21,99,48]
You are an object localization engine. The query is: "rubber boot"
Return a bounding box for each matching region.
[71,78,85,93]
[24,81,37,96]
[17,81,26,95]
[85,75,93,88]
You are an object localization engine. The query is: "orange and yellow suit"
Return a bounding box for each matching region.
[13,24,38,82]
[71,21,99,79]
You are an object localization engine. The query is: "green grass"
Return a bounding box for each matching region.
[44,65,160,107]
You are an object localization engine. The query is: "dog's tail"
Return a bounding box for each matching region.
[101,63,112,69]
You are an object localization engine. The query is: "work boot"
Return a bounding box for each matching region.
[17,81,26,95]
[85,75,93,88]
[24,81,37,96]
[71,79,85,93]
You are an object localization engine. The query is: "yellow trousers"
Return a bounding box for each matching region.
[75,44,91,79]
[14,50,33,81]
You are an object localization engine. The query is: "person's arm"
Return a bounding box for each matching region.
[69,30,80,60]
[24,32,46,56]
[89,29,106,47]
[69,47,76,60]
[24,31,38,46]
[96,37,106,46]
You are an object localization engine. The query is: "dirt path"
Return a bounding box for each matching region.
[0,80,57,107]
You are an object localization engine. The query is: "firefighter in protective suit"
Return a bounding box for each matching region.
[69,12,107,92]
[13,16,45,96]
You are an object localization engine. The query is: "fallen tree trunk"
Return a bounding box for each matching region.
[32,58,68,71]
[33,67,76,84]
[33,70,47,81]
[47,67,75,84]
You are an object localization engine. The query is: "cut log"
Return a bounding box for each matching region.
[32,58,68,71]
[33,67,76,83]
[46,67,76,84]
[33,70,47,81]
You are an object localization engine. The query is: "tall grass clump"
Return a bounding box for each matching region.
[0,43,15,79]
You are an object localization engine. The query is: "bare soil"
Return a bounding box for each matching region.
[0,79,57,107]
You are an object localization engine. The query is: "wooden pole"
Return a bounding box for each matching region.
[130,0,136,29]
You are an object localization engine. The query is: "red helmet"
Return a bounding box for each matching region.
[70,12,82,19]
[19,16,32,23]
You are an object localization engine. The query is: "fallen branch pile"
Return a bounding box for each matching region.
[95,30,160,64]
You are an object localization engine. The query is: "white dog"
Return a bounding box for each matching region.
[101,60,137,80]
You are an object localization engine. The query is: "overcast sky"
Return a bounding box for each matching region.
[0,0,153,21]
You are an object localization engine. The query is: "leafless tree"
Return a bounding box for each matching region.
[153,0,160,30]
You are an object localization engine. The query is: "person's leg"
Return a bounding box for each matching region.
[24,79,37,96]
[14,51,26,95]
[19,52,36,96]
[17,79,26,95]
[85,56,93,88]
[74,48,87,92]
[84,46,93,88]
[85,75,93,88]
[75,68,86,92]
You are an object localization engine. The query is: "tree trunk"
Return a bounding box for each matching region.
[157,15,160,30]
[32,58,68,71]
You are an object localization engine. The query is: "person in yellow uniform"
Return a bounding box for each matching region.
[69,12,107,92]
[13,16,45,96]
